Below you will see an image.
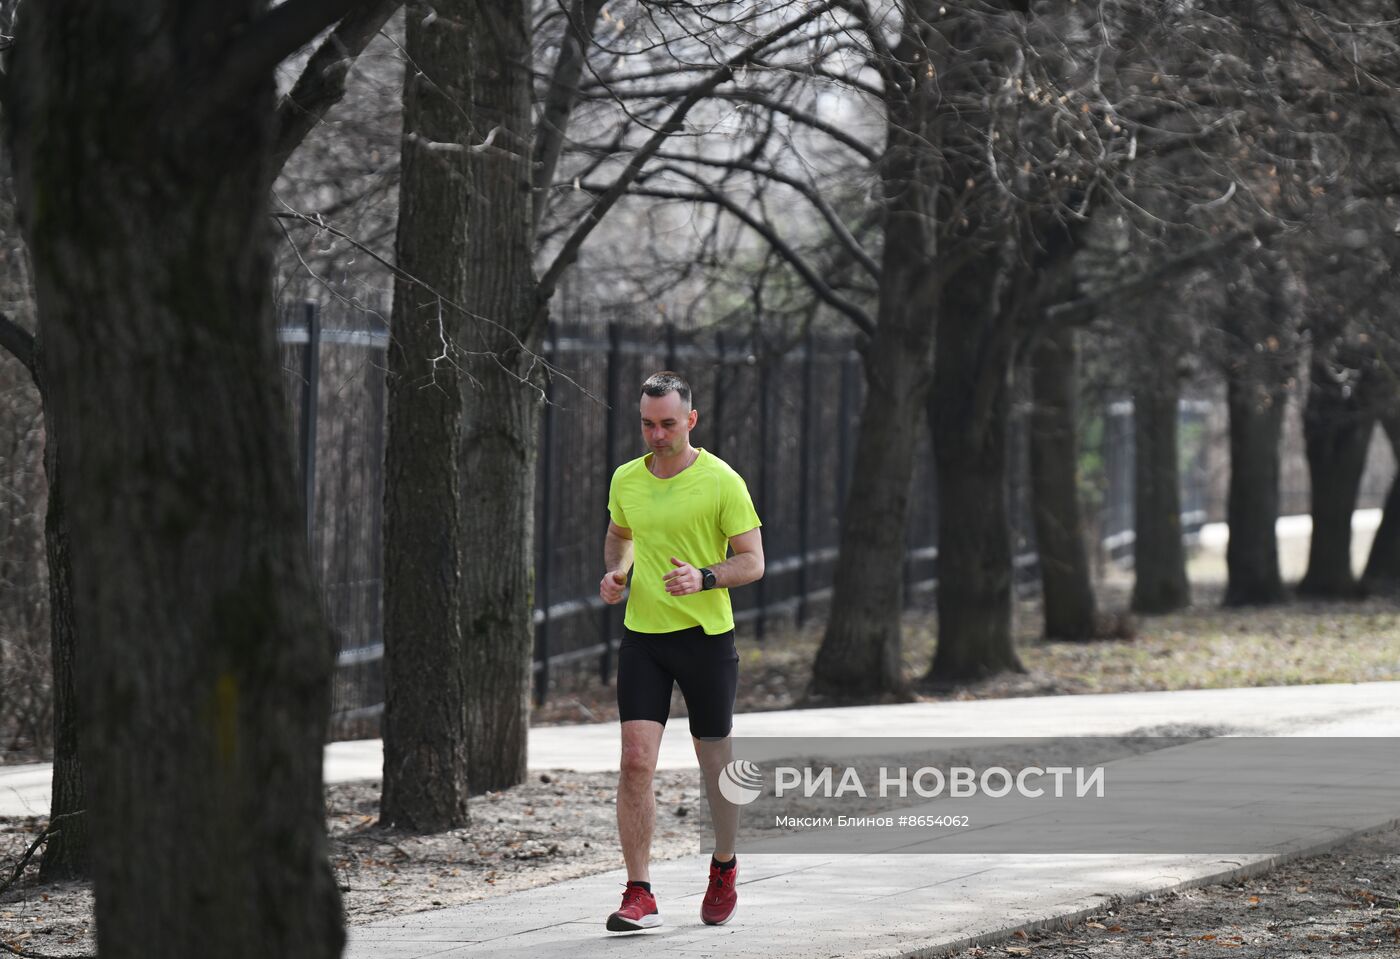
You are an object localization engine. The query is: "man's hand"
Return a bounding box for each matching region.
[600,569,628,605]
[664,556,702,596]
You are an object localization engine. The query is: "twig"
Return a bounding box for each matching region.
[0,811,85,897]
[1,937,93,959]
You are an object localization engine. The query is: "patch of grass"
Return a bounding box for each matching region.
[1018,588,1400,695]
[737,582,1400,707]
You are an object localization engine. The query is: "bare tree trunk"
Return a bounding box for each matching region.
[381,0,473,830]
[0,318,89,879]
[1362,415,1400,590]
[1131,357,1191,614]
[459,0,541,793]
[1224,376,1289,605]
[812,18,938,700]
[8,3,346,953]
[813,323,932,697]
[926,252,1024,682]
[36,353,88,879]
[1030,325,1097,640]
[1298,343,1374,598]
[1220,258,1297,607]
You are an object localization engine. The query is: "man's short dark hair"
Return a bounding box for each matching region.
[641,371,692,407]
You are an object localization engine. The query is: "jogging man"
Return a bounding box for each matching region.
[599,370,764,932]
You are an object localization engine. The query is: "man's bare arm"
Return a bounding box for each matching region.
[711,527,763,588]
[605,521,634,575]
[600,521,634,605]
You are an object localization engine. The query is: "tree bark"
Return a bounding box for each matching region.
[35,344,88,880]
[8,3,346,954]
[459,0,541,794]
[1131,354,1191,614]
[812,14,939,700]
[1297,342,1374,598]
[1030,325,1097,640]
[0,316,88,879]
[380,0,473,830]
[1362,414,1400,590]
[1220,264,1297,607]
[1028,310,1098,637]
[1224,374,1289,605]
[926,251,1024,681]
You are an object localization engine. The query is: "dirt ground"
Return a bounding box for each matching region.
[949,827,1400,959]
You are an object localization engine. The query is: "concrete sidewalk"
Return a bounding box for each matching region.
[340,682,1400,958]
[4,681,1399,817]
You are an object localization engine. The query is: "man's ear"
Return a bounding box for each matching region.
[689,409,699,429]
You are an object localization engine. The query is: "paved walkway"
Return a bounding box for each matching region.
[5,681,1398,817]
[336,681,1400,958]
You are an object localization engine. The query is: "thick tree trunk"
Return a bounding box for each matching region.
[812,19,939,700]
[380,2,473,830]
[460,0,540,793]
[1362,415,1400,590]
[1221,260,1296,608]
[1298,348,1374,598]
[37,370,88,880]
[8,5,344,955]
[926,254,1024,682]
[1223,377,1290,606]
[1029,318,1097,639]
[813,324,933,697]
[1131,358,1191,613]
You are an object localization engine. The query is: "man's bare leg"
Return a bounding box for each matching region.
[693,735,737,861]
[618,720,665,882]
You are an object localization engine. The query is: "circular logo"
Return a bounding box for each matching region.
[718,759,764,806]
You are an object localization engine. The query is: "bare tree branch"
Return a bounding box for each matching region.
[588,169,876,336]
[1045,224,1280,329]
[272,0,402,173]
[0,311,36,383]
[651,149,881,279]
[206,0,368,108]
[533,0,610,235]
[537,0,840,303]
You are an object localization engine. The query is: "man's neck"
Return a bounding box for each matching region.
[649,445,698,478]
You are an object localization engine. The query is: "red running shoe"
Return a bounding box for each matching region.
[701,857,738,925]
[607,882,662,932]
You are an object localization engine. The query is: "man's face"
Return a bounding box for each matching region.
[640,390,697,458]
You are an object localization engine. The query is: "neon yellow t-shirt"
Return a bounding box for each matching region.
[607,448,762,635]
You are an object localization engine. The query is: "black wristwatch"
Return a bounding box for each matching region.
[700,567,717,591]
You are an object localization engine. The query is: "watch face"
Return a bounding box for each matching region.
[702,568,716,590]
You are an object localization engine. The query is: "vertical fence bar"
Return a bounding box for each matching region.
[600,321,623,685]
[797,327,814,625]
[712,330,724,460]
[664,321,677,372]
[838,342,856,512]
[755,324,770,641]
[534,321,558,706]
[300,301,321,556]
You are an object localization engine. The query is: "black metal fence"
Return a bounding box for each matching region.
[281,300,1231,733]
[278,301,389,731]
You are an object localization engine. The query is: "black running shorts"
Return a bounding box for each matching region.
[616,625,739,740]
